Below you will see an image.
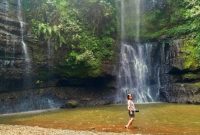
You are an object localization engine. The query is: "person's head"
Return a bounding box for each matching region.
[127,94,133,100]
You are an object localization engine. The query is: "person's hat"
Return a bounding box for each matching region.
[127,93,132,96]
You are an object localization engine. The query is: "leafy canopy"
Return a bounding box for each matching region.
[23,0,117,77]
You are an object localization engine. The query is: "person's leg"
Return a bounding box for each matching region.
[125,118,134,128]
[130,118,134,125]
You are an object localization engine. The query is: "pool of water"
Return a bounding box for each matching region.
[0,103,199,134]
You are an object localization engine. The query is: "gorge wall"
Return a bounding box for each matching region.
[0,0,199,114]
[0,0,25,91]
[0,0,116,91]
[159,40,200,104]
[0,0,116,113]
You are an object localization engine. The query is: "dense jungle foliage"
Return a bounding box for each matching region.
[23,0,117,77]
[22,0,200,77]
[144,0,200,69]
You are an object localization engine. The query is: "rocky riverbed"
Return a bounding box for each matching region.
[0,125,130,135]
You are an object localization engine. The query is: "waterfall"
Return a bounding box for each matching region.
[17,0,29,61]
[120,0,125,41]
[152,0,156,7]
[47,39,52,66]
[48,39,51,61]
[17,0,31,68]
[135,0,140,42]
[117,0,161,103]
[118,43,159,103]
[47,39,54,67]
[47,39,54,84]
[17,0,32,89]
[3,0,9,59]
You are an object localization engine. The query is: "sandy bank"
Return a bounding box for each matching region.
[0,125,131,135]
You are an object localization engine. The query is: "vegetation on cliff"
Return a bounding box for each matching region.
[144,0,200,69]
[23,0,117,77]
[22,0,200,76]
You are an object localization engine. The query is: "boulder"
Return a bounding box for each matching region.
[64,100,79,108]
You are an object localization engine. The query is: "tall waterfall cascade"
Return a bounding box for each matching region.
[17,0,32,89]
[117,0,161,103]
[3,0,9,58]
[17,0,31,72]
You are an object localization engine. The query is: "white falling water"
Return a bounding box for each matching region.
[48,39,51,61]
[120,0,125,40]
[46,1,54,67]
[117,0,160,103]
[17,0,30,65]
[3,0,9,58]
[152,0,156,7]
[47,39,54,67]
[135,0,140,42]
[118,43,157,103]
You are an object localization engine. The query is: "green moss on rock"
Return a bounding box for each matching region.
[65,100,79,108]
[182,73,200,80]
[192,82,200,88]
[180,39,200,70]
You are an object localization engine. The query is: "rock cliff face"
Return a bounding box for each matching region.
[0,0,53,91]
[0,0,116,113]
[0,86,116,113]
[159,40,200,104]
[0,0,116,92]
[0,0,26,91]
[0,0,199,114]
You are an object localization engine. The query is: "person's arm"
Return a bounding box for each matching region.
[127,100,131,110]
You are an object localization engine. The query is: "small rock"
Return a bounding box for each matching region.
[64,100,79,108]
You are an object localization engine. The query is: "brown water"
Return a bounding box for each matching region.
[0,103,199,134]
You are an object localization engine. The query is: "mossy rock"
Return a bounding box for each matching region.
[182,73,200,81]
[65,100,79,108]
[180,39,200,70]
[192,82,200,88]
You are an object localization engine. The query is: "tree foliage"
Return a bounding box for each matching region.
[23,0,117,77]
[23,0,200,74]
[143,0,200,68]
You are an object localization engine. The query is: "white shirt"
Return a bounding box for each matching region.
[127,100,135,111]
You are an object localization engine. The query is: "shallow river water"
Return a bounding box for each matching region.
[0,103,199,134]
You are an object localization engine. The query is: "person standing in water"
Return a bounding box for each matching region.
[125,94,136,129]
